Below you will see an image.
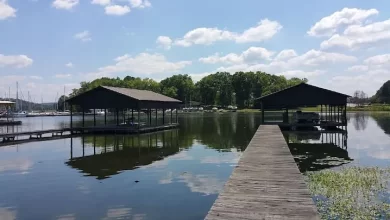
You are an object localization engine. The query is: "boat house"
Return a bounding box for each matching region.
[66,86,182,134]
[254,83,350,128]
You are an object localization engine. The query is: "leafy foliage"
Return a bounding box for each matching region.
[69,72,307,108]
[372,80,390,104]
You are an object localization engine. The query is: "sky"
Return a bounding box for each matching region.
[1,0,390,102]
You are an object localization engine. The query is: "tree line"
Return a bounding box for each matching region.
[69,72,308,108]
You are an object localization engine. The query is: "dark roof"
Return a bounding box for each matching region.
[102,86,181,102]
[67,86,181,109]
[254,83,350,109]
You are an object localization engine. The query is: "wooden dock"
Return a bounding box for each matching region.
[205,125,320,220]
[0,124,179,144]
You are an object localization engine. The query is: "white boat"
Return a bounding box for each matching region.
[12,111,27,117]
[212,107,218,112]
[96,110,105,115]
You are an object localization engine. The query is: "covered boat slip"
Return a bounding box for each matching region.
[0,101,22,126]
[66,86,182,134]
[254,83,350,129]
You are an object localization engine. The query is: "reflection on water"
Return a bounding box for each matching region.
[0,113,260,220]
[0,113,390,219]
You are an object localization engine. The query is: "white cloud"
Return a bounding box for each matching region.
[199,47,274,65]
[0,0,16,20]
[166,19,282,47]
[308,8,378,37]
[0,53,33,68]
[274,49,297,61]
[188,72,213,82]
[199,53,243,65]
[275,70,324,78]
[156,36,172,50]
[91,0,110,6]
[30,75,43,80]
[329,68,389,96]
[347,65,369,72]
[174,28,236,47]
[74,30,91,42]
[320,19,390,50]
[363,54,390,66]
[86,53,191,80]
[206,49,356,74]
[52,0,79,10]
[235,19,282,43]
[66,62,73,68]
[55,74,72,78]
[105,5,130,16]
[129,0,151,9]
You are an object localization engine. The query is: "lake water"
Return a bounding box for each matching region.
[0,112,389,219]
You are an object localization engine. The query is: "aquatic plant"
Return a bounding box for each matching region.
[307,167,390,219]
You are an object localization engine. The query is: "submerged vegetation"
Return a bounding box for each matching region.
[307,167,390,219]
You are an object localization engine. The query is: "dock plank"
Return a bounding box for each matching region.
[205,125,319,220]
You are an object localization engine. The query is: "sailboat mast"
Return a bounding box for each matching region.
[63,86,66,111]
[28,91,31,112]
[16,82,19,111]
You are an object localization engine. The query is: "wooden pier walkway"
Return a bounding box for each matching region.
[205,125,319,220]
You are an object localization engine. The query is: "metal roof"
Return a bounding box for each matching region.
[255,83,350,101]
[67,86,182,109]
[101,86,181,102]
[254,83,350,109]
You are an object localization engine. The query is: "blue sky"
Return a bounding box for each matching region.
[1,0,390,102]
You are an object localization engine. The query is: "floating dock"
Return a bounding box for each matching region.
[0,124,179,144]
[205,125,319,220]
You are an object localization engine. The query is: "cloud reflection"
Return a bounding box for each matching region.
[0,158,33,174]
[0,207,16,220]
[178,173,225,195]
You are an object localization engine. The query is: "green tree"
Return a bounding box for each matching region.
[372,80,390,103]
[57,95,68,111]
[160,74,194,102]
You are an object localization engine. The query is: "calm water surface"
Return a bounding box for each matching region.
[0,113,390,219]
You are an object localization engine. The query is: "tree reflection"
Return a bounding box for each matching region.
[371,114,390,135]
[66,113,262,179]
[352,112,368,131]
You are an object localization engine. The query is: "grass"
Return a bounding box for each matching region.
[307,167,390,219]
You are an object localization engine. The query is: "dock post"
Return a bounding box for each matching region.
[261,102,264,124]
[82,109,85,128]
[175,108,178,124]
[149,108,152,126]
[70,137,73,160]
[344,104,347,124]
[138,108,140,130]
[104,109,107,125]
[116,108,119,126]
[123,109,126,124]
[93,109,96,127]
[170,108,173,124]
[70,105,73,132]
[131,109,134,124]
[155,108,157,126]
[162,108,165,125]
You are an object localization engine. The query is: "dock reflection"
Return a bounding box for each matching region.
[66,130,180,179]
[283,130,353,172]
